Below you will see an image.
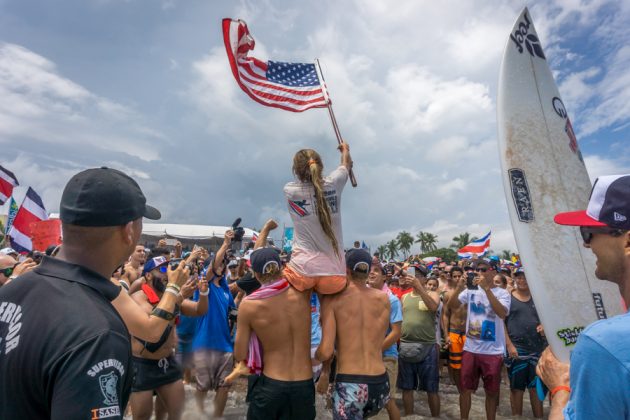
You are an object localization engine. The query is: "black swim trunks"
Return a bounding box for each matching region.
[131,356,182,392]
[332,372,390,419]
[247,375,315,420]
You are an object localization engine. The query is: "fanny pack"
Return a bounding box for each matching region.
[399,341,434,363]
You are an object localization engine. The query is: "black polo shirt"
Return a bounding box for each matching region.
[0,256,132,420]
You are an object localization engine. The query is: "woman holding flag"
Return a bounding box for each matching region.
[282,143,353,295]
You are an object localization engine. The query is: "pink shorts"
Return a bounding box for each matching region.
[460,351,503,393]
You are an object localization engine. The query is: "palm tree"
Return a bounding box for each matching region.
[376,244,388,258]
[416,231,438,254]
[450,232,478,250]
[500,250,512,260]
[386,240,399,260]
[396,231,414,259]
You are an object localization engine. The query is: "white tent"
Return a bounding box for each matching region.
[142,223,258,240]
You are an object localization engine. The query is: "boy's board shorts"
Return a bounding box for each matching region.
[332,372,390,419]
[448,329,466,369]
[247,375,316,420]
[284,265,347,295]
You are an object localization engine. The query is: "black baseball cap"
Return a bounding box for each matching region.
[250,247,281,274]
[346,248,372,273]
[60,167,161,226]
[554,174,630,230]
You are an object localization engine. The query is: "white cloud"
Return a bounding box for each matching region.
[0,42,164,161]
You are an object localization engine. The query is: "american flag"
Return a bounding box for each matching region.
[222,18,328,112]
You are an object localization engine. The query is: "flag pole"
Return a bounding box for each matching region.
[314,59,358,187]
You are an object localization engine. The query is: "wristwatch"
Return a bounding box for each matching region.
[151,308,175,321]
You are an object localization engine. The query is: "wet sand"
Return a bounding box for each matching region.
[130,371,550,419]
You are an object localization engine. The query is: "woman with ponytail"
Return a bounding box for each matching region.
[283,142,353,294]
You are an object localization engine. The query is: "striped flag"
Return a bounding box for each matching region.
[8,187,48,253]
[457,231,491,259]
[222,18,328,112]
[0,165,19,205]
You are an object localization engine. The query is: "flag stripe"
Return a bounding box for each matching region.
[8,187,47,253]
[0,165,19,186]
[238,69,324,96]
[457,232,491,258]
[222,18,327,113]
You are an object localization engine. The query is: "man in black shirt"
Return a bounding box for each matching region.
[0,167,161,419]
[505,268,547,419]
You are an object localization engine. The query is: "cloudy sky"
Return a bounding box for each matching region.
[2,0,629,253]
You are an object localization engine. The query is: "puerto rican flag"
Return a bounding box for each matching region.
[0,165,19,205]
[457,231,491,259]
[8,187,48,253]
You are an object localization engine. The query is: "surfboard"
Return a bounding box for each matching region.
[497,7,623,362]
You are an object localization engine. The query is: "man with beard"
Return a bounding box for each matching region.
[129,257,209,420]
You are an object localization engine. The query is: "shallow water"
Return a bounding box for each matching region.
[130,371,550,419]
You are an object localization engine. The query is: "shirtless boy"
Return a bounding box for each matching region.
[233,220,315,419]
[442,266,467,390]
[317,249,391,419]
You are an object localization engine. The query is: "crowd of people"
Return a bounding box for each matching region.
[0,148,629,420]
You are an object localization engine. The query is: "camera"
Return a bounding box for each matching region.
[466,272,478,290]
[231,217,245,242]
[169,258,183,271]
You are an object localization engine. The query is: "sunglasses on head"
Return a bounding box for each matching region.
[1,265,15,277]
[580,226,625,245]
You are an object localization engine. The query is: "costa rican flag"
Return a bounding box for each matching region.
[0,165,19,205]
[8,187,48,253]
[222,18,328,112]
[457,231,491,259]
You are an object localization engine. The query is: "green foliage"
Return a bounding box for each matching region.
[415,231,438,253]
[396,231,414,259]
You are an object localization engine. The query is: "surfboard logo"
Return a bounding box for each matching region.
[592,293,608,320]
[508,169,534,222]
[510,12,546,60]
[552,97,567,119]
[556,326,584,346]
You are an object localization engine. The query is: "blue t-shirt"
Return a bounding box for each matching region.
[383,291,403,358]
[192,275,235,353]
[564,310,630,419]
[311,294,322,346]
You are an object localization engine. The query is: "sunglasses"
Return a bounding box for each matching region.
[476,267,489,273]
[1,265,15,277]
[158,266,168,273]
[580,227,625,245]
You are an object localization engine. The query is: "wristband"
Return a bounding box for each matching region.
[119,280,130,291]
[165,287,181,298]
[150,307,175,321]
[166,283,181,292]
[550,385,570,399]
[199,289,209,296]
